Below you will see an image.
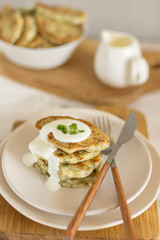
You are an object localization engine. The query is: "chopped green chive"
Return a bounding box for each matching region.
[78,130,85,133]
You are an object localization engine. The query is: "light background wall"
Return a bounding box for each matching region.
[0,0,159,41]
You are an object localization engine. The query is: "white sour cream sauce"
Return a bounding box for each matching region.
[23,119,91,192]
[40,119,91,143]
[23,153,37,167]
[28,135,60,192]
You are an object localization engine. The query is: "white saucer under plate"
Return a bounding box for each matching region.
[0,126,160,230]
[2,108,152,216]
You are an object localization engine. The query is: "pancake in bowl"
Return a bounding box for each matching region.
[16,14,37,47]
[36,14,82,45]
[0,3,87,48]
[35,2,87,26]
[28,34,54,48]
[0,6,24,44]
[23,115,110,191]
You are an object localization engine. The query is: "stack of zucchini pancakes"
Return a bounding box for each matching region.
[33,116,110,188]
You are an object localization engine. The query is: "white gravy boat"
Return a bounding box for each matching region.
[94,30,149,88]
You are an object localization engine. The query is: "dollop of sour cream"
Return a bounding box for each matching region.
[40,119,91,143]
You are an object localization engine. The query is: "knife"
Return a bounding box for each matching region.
[63,111,137,240]
[102,110,137,163]
[103,116,138,240]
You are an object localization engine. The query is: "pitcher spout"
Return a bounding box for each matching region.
[101,30,134,48]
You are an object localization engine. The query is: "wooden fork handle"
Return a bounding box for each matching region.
[63,162,110,240]
[111,166,138,240]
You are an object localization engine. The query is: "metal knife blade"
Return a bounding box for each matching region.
[103,111,137,165]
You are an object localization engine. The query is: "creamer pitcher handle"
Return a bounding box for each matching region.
[130,56,149,85]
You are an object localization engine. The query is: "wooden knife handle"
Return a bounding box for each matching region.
[111,166,138,240]
[63,162,110,240]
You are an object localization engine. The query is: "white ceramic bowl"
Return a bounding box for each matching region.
[0,31,87,70]
[0,0,88,70]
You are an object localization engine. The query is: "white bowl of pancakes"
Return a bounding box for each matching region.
[0,1,88,69]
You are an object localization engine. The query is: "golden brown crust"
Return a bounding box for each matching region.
[58,153,103,178]
[54,148,100,164]
[0,6,24,44]
[59,169,99,188]
[35,115,110,153]
[16,14,37,47]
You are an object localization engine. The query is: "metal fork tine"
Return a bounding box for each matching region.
[93,115,112,143]
[93,115,106,132]
[106,118,116,167]
[107,118,114,145]
[92,117,99,129]
[93,116,102,132]
[102,115,107,134]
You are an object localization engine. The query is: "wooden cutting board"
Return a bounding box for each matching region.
[0,105,159,240]
[0,39,160,105]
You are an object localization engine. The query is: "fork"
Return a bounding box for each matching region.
[94,116,138,240]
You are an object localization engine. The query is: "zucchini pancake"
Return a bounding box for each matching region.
[23,116,110,191]
[0,2,87,48]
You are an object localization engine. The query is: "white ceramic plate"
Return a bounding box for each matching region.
[2,108,152,216]
[0,128,160,230]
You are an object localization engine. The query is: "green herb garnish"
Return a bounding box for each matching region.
[69,123,78,134]
[69,123,77,130]
[57,122,85,135]
[69,130,77,134]
[78,130,85,133]
[57,124,68,134]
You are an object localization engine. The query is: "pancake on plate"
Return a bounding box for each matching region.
[58,153,103,179]
[54,148,100,164]
[36,116,110,153]
[59,169,100,188]
[23,115,110,189]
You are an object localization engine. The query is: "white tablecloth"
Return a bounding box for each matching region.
[0,73,160,235]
